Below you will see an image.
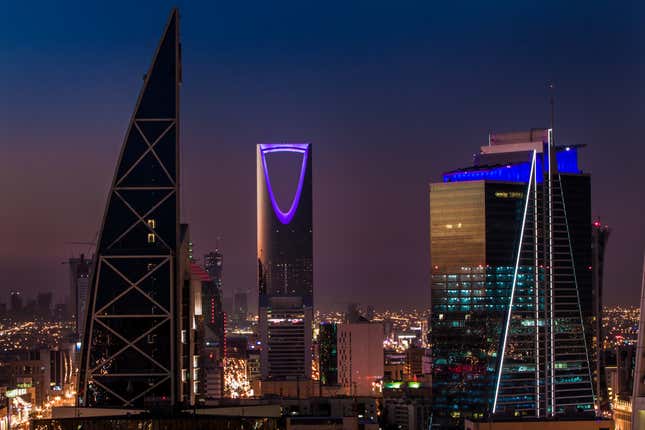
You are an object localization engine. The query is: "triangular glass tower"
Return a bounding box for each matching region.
[78,9,181,408]
[430,129,597,428]
[493,137,595,417]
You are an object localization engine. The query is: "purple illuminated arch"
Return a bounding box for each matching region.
[259,143,310,225]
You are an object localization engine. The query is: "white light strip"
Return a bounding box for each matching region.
[548,129,555,414]
[534,149,540,417]
[492,149,536,414]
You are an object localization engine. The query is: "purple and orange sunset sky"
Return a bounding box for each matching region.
[1,0,644,310]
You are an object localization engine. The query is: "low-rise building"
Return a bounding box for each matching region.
[464,418,614,430]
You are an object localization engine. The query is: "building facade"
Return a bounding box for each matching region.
[77,10,191,408]
[319,323,339,387]
[68,254,93,338]
[430,130,595,427]
[203,250,223,298]
[592,220,610,412]
[0,346,74,406]
[257,143,313,381]
[337,321,383,397]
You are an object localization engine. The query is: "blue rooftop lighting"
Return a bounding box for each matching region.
[443,148,580,183]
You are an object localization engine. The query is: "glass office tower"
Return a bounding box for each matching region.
[78,10,188,408]
[257,143,313,380]
[430,130,594,428]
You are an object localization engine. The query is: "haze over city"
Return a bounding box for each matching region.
[2,0,644,311]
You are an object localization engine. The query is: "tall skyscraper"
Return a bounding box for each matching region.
[430,130,595,427]
[78,9,187,408]
[197,255,225,400]
[202,251,225,339]
[257,143,313,380]
[591,220,610,412]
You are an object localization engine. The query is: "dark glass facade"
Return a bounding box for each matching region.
[319,323,338,386]
[430,135,594,428]
[257,143,313,380]
[78,10,185,408]
[430,181,525,425]
[203,250,225,341]
[591,219,610,411]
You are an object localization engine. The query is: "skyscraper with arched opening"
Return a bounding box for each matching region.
[257,143,313,381]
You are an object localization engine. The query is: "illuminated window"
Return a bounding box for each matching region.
[147,233,156,243]
[147,218,156,229]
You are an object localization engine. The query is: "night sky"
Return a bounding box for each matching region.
[1,1,644,311]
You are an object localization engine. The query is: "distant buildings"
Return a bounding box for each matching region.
[36,292,52,320]
[10,291,23,318]
[233,291,248,326]
[430,130,595,426]
[67,254,92,338]
[257,143,313,381]
[204,250,223,296]
[337,320,383,397]
[0,345,75,406]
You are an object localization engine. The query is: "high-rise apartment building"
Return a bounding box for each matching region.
[78,10,191,408]
[257,143,313,381]
[430,130,595,427]
[337,321,384,397]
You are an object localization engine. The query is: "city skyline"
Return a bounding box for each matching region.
[2,1,644,310]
